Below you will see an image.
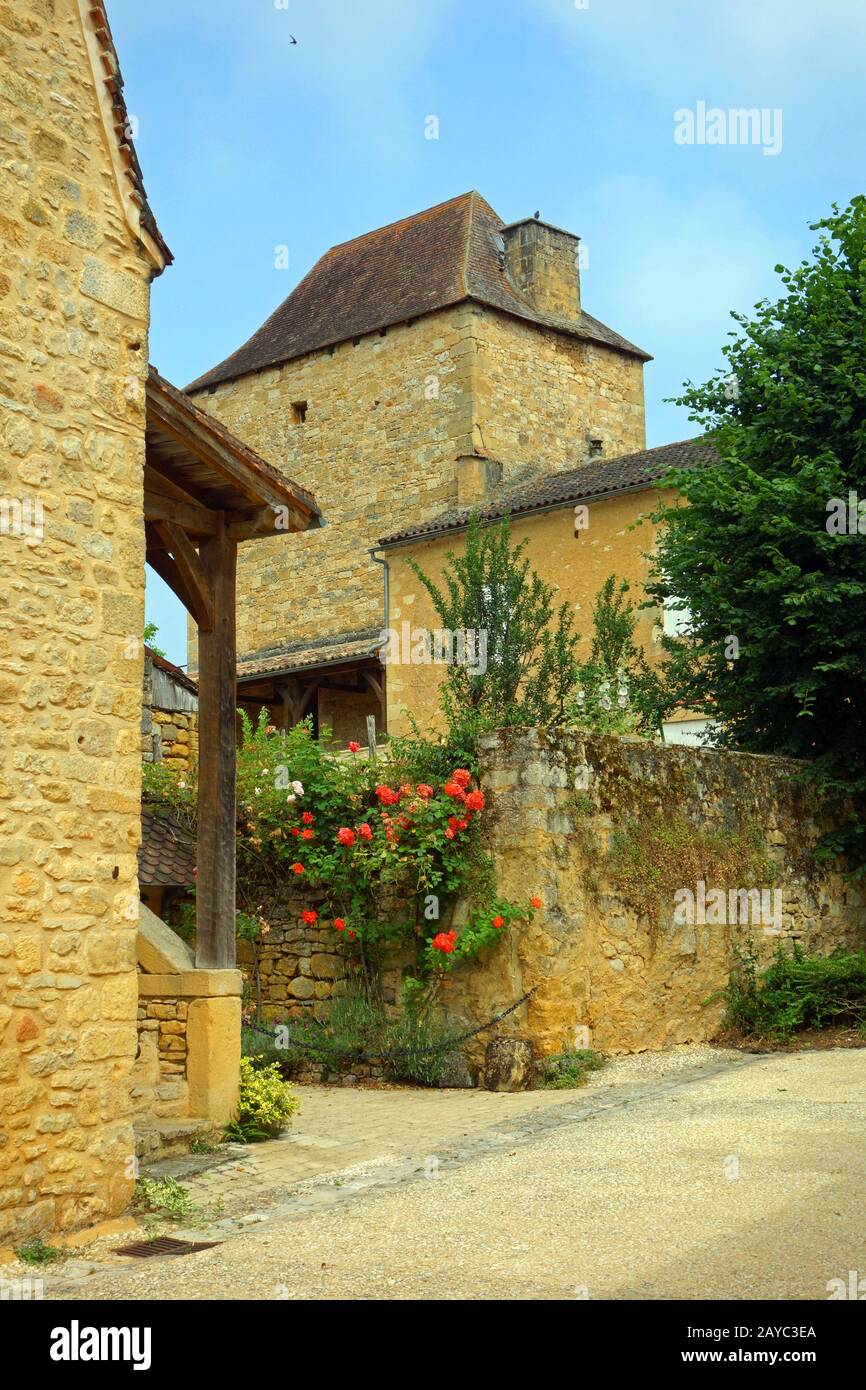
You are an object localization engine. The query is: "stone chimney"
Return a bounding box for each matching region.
[501,217,581,321]
[455,453,502,507]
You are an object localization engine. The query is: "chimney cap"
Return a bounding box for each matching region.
[500,216,580,242]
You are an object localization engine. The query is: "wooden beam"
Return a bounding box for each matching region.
[144,490,219,537]
[226,504,311,542]
[153,521,215,631]
[195,516,238,970]
[146,544,203,622]
[144,459,211,510]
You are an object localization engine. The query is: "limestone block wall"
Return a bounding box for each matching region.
[474,311,646,468]
[189,305,477,661]
[0,0,157,1242]
[189,302,646,672]
[240,732,866,1064]
[440,731,866,1057]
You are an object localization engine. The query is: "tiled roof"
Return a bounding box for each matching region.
[237,629,384,683]
[138,807,196,887]
[87,3,172,267]
[378,439,716,547]
[186,192,650,392]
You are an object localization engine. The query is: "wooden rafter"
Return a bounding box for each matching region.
[152,520,215,631]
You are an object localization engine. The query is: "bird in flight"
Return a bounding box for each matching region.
[290,34,298,45]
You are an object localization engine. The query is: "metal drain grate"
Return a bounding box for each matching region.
[117,1237,222,1259]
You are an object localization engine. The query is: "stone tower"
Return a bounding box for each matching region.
[186,192,650,738]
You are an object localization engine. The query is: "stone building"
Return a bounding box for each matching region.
[187,193,652,741]
[0,0,169,1243]
[0,0,320,1244]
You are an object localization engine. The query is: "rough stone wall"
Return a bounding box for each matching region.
[140,661,199,771]
[473,311,646,469]
[133,996,188,1119]
[238,900,403,1023]
[189,305,477,661]
[385,488,669,737]
[241,732,866,1063]
[441,731,866,1057]
[0,0,155,1241]
[189,302,646,673]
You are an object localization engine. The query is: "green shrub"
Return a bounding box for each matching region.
[226,1056,300,1142]
[720,942,866,1040]
[15,1237,63,1265]
[538,1048,606,1089]
[132,1176,196,1223]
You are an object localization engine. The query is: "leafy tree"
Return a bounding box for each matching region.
[144,621,166,658]
[646,198,866,871]
[405,511,581,743]
[570,576,665,736]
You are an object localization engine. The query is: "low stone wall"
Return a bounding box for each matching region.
[440,730,866,1057]
[239,730,866,1064]
[238,896,404,1022]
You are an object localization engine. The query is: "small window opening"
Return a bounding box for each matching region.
[291,401,307,424]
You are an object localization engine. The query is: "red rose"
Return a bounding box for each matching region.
[337,827,356,846]
[416,783,434,799]
[290,827,300,837]
[301,828,314,840]
[431,930,457,954]
[348,740,361,753]
[444,826,455,839]
[531,896,542,909]
[492,915,505,928]
[375,784,399,805]
[347,929,356,940]
[301,909,317,925]
[358,823,373,840]
[398,783,413,798]
[334,918,346,931]
[443,780,463,798]
[301,811,314,825]
[291,863,305,875]
[464,789,485,811]
[452,769,472,788]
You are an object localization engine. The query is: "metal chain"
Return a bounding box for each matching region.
[243,986,536,1063]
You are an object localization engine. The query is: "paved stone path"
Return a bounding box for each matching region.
[34,1045,866,1301]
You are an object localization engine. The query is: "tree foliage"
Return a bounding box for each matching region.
[646,198,866,870]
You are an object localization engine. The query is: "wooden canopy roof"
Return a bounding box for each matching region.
[145,367,321,632]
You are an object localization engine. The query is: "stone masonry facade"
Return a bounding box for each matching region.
[244,732,866,1070]
[0,0,161,1242]
[189,300,645,671]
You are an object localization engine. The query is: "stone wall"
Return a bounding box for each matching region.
[141,652,198,771]
[0,0,159,1243]
[241,731,866,1066]
[441,730,866,1058]
[189,302,646,671]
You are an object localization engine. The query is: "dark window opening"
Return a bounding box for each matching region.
[291,401,307,424]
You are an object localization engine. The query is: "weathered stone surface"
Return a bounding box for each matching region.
[435,1050,475,1089]
[0,0,158,1241]
[483,1039,534,1092]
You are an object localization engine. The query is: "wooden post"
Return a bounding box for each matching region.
[195,516,237,970]
[366,714,377,760]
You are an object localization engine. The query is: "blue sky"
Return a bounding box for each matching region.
[117,0,865,663]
